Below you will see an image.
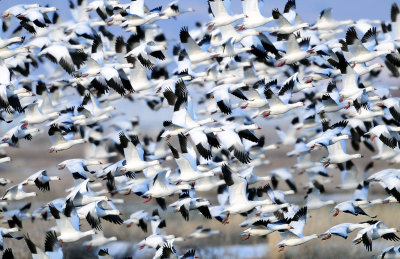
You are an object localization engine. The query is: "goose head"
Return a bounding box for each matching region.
[262,110,271,118]
[57,162,66,170]
[47,147,56,153]
[2,10,10,18]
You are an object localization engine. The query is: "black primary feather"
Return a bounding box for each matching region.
[180,205,189,221]
[44,231,59,252]
[197,206,212,219]
[221,164,234,186]
[86,212,102,230]
[346,27,359,45]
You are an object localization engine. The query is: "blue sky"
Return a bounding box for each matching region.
[0,0,395,38]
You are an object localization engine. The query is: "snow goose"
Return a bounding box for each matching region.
[353,221,400,251]
[1,123,39,145]
[311,8,354,31]
[207,0,246,30]
[236,0,273,30]
[47,124,86,153]
[119,7,161,28]
[123,41,167,70]
[2,184,36,201]
[185,126,224,160]
[271,7,309,35]
[277,34,315,67]
[209,82,248,115]
[79,200,123,230]
[169,190,212,221]
[378,245,400,258]
[220,164,273,224]
[143,169,192,207]
[365,125,399,149]
[161,1,195,18]
[2,4,40,19]
[321,140,362,167]
[119,132,160,173]
[215,124,253,164]
[215,37,252,58]
[306,120,349,150]
[167,134,215,183]
[331,200,376,218]
[17,6,57,28]
[217,23,261,44]
[241,206,307,240]
[57,158,102,182]
[123,210,153,232]
[179,27,218,64]
[21,170,61,192]
[345,27,393,64]
[241,219,291,240]
[48,200,97,244]
[277,207,318,251]
[22,102,60,125]
[194,175,225,192]
[319,221,374,240]
[259,79,304,117]
[66,179,110,207]
[39,43,88,74]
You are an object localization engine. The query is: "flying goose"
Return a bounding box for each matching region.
[48,200,97,244]
[221,164,273,224]
[47,124,86,153]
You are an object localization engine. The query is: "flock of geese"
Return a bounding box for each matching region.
[0,0,400,258]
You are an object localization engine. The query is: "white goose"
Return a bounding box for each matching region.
[48,200,96,244]
[47,124,86,153]
[321,140,362,167]
[21,170,61,192]
[2,184,36,200]
[22,102,60,125]
[277,34,315,67]
[277,207,318,251]
[207,0,246,30]
[319,221,373,240]
[346,27,393,64]
[260,79,304,117]
[143,170,192,204]
[119,132,160,173]
[271,7,309,35]
[180,26,218,64]
[352,221,400,251]
[236,0,273,30]
[311,8,354,31]
[221,164,273,224]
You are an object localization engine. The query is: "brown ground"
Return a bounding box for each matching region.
[0,133,398,259]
